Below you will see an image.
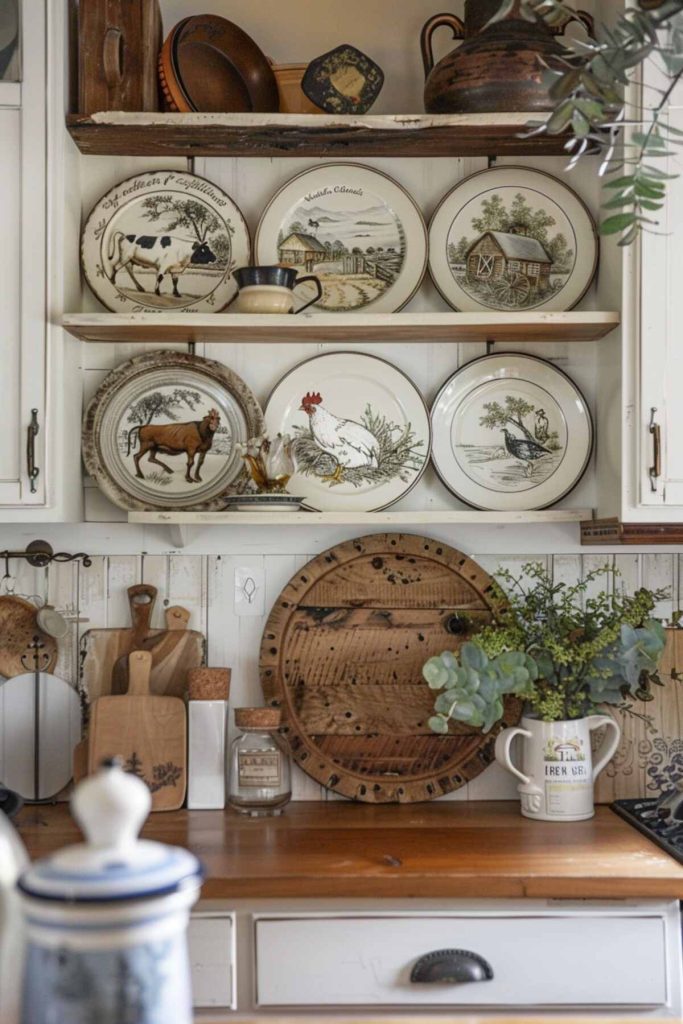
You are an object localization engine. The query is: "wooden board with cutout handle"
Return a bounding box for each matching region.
[87,650,187,811]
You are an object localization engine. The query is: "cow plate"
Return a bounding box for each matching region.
[82,351,264,511]
[81,170,250,313]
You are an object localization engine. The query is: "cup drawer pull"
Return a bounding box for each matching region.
[410,949,493,985]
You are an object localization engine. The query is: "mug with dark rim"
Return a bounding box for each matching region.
[233,265,323,313]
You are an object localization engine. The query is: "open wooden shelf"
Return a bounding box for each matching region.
[66,111,567,158]
[130,508,592,527]
[62,311,620,345]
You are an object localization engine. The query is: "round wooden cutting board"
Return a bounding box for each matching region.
[260,533,522,803]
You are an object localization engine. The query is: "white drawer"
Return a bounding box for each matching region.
[255,912,668,1008]
[188,912,235,1009]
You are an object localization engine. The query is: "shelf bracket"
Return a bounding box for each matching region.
[486,338,495,355]
[168,524,189,549]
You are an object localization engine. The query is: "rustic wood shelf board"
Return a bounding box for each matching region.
[128,509,593,527]
[62,311,620,344]
[66,111,570,157]
[581,517,683,545]
[260,533,521,803]
[16,802,683,899]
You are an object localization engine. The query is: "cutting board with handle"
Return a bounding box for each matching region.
[80,584,204,703]
[87,650,187,811]
[111,604,203,697]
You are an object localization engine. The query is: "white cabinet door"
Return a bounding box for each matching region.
[637,53,683,509]
[0,0,46,507]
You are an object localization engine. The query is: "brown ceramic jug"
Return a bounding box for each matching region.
[421,0,592,114]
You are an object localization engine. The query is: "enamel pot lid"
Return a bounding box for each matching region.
[19,760,202,903]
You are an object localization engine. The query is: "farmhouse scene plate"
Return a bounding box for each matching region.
[82,351,263,512]
[256,163,427,314]
[431,353,593,511]
[81,170,250,313]
[265,352,430,512]
[428,166,598,313]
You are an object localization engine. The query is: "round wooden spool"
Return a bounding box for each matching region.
[260,533,522,803]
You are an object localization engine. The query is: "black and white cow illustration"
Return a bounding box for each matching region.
[107,232,217,297]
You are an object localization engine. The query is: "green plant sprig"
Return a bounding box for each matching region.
[425,562,668,733]
[491,0,683,243]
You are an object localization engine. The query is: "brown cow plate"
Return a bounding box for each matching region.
[82,350,263,511]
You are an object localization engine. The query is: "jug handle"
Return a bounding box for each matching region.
[494,725,533,785]
[585,714,621,781]
[420,13,466,80]
[548,10,594,37]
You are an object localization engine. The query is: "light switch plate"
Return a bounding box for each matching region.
[234,566,265,616]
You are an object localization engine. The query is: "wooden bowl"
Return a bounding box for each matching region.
[160,14,278,113]
[272,63,324,114]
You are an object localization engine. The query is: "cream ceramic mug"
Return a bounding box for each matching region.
[233,265,323,313]
[495,715,621,821]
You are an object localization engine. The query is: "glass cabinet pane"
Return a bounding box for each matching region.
[0,1,19,82]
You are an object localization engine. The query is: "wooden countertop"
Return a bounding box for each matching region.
[15,800,683,900]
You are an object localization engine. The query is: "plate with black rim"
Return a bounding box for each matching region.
[430,353,593,511]
[256,163,427,314]
[428,165,598,313]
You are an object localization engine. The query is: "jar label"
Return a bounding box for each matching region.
[238,750,281,787]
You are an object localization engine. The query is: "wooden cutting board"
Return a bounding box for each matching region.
[80,584,204,703]
[88,650,187,811]
[0,595,57,677]
[111,604,204,698]
[260,533,522,804]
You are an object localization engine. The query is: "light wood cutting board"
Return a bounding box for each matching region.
[80,584,204,703]
[87,650,187,811]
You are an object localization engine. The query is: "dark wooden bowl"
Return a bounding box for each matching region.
[170,15,278,113]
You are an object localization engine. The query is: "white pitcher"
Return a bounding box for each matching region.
[495,715,621,821]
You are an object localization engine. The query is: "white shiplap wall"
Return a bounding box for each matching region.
[3,547,678,801]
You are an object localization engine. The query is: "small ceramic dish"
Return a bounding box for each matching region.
[223,494,305,512]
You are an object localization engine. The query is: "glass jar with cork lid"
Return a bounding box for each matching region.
[228,708,291,817]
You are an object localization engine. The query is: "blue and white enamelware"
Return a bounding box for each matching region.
[18,761,203,1024]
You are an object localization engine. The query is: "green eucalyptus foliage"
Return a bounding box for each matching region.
[491,0,683,243]
[426,562,668,734]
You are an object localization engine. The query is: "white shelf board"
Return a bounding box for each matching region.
[62,311,620,345]
[129,509,593,527]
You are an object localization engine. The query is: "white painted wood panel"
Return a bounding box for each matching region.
[188,912,235,1009]
[254,912,668,1007]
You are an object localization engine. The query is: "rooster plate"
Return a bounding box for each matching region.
[265,352,431,512]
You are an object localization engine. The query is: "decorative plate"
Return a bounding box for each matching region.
[82,351,263,512]
[255,163,427,313]
[223,494,305,511]
[81,170,250,313]
[428,166,598,313]
[265,352,430,512]
[431,353,593,511]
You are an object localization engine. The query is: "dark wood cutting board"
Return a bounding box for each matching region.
[260,533,522,803]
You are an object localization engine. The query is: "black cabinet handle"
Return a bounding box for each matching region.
[410,949,493,984]
[26,408,39,494]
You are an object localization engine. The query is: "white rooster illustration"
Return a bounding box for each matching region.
[299,392,380,484]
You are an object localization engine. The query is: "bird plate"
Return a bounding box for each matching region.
[255,163,427,314]
[265,352,431,512]
[428,166,598,313]
[82,350,263,512]
[81,170,250,313]
[430,354,593,511]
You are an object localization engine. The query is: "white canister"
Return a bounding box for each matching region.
[495,715,621,821]
[17,760,203,1024]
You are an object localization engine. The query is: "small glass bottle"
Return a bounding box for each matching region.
[228,708,291,817]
